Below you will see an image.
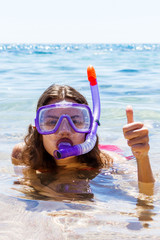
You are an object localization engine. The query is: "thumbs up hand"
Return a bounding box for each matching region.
[123,106,150,160]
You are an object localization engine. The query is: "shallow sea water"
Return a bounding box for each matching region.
[0,44,160,239]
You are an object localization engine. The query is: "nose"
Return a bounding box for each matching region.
[57,118,72,134]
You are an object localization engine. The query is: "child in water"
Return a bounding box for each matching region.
[11,66,154,198]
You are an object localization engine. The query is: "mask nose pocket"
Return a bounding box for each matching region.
[58,117,72,132]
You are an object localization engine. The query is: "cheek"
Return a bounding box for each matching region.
[74,133,85,144]
[42,135,57,155]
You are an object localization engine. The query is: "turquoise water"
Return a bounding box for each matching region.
[0,44,160,239]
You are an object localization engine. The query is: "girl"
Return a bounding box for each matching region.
[12,83,154,184]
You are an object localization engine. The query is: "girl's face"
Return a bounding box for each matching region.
[42,98,86,166]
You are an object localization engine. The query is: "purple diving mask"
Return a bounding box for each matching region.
[35,102,93,135]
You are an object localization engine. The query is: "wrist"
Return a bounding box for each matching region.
[132,151,149,162]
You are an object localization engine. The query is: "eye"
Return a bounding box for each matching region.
[45,119,58,126]
[43,116,59,127]
[72,119,81,125]
[72,119,84,129]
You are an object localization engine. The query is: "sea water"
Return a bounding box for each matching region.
[0,44,160,239]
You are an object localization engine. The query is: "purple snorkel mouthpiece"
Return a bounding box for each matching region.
[54,65,101,159]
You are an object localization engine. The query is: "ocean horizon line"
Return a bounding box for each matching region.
[0,42,160,45]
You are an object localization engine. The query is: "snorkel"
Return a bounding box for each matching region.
[53,65,101,159]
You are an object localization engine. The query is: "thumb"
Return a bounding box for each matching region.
[126,105,134,124]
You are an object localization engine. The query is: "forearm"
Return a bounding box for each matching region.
[136,154,155,183]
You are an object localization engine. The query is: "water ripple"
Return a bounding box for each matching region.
[118,69,140,73]
[0,44,160,55]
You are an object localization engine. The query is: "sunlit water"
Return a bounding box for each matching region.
[0,44,160,239]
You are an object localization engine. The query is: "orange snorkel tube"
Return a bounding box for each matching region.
[54,65,101,159]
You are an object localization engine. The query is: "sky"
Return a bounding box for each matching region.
[0,0,160,43]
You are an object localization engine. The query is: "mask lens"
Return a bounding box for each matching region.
[39,108,58,132]
[70,106,90,130]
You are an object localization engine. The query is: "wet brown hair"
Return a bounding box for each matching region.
[21,84,105,170]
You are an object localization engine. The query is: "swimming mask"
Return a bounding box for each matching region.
[35,102,93,135]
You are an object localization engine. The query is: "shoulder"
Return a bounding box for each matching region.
[99,150,126,166]
[11,142,25,165]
